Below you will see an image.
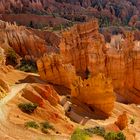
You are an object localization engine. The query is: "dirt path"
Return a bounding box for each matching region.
[0,84,27,120]
[0,84,70,140]
[0,84,27,106]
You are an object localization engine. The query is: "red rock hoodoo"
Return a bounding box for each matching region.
[0,20,47,61]
[59,20,140,104]
[37,54,78,88]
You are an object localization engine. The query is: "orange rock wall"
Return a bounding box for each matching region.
[0,20,47,61]
[59,20,140,104]
[22,83,60,107]
[71,73,115,116]
[59,20,105,77]
[105,33,140,103]
[37,54,78,88]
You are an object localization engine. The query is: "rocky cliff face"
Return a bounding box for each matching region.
[0,65,10,99]
[59,20,140,104]
[105,32,140,103]
[22,83,60,107]
[0,78,10,99]
[18,83,75,135]
[59,20,105,77]
[0,47,6,65]
[29,28,60,53]
[0,20,47,61]
[115,111,128,130]
[37,51,116,116]
[71,73,115,116]
[37,54,78,88]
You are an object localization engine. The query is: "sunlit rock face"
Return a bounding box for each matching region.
[37,54,78,88]
[0,20,47,61]
[105,32,140,104]
[0,47,5,65]
[0,65,10,99]
[17,83,75,135]
[0,78,10,99]
[71,73,116,116]
[22,83,60,107]
[59,20,105,78]
[59,19,140,104]
[115,111,128,130]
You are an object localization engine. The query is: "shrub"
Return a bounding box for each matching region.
[99,15,110,27]
[105,131,126,140]
[71,127,126,140]
[18,103,38,114]
[53,24,64,31]
[40,121,55,134]
[105,132,117,140]
[29,21,34,28]
[18,59,37,73]
[71,128,90,140]
[6,48,17,64]
[116,132,126,140]
[130,116,135,124]
[85,68,91,79]
[41,121,54,130]
[84,126,105,137]
[52,22,74,31]
[25,121,39,129]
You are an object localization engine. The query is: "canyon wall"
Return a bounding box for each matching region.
[22,83,60,107]
[0,20,47,61]
[71,73,115,116]
[59,20,140,104]
[59,20,105,78]
[106,32,140,103]
[37,54,78,88]
[37,52,116,116]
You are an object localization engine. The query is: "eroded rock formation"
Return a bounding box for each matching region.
[0,47,6,65]
[115,111,128,130]
[71,73,116,116]
[0,20,47,61]
[59,19,140,104]
[59,20,105,77]
[22,83,60,107]
[105,33,140,104]
[9,82,75,136]
[0,78,10,99]
[37,54,78,88]
[0,63,10,99]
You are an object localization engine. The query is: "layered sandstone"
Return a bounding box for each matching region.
[115,111,128,130]
[5,82,75,137]
[0,47,5,65]
[59,20,105,77]
[0,78,10,99]
[22,83,60,107]
[32,84,60,106]
[0,20,47,61]
[29,28,60,53]
[59,19,140,104]
[71,73,116,116]
[37,54,78,88]
[105,33,140,103]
